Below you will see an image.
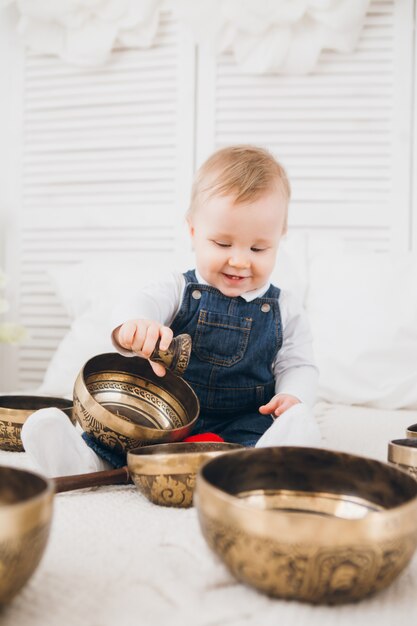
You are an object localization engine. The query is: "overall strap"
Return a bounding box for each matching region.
[261,283,281,300]
[183,269,198,284]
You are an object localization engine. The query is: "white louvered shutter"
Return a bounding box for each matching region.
[196,0,414,253]
[5,9,195,390]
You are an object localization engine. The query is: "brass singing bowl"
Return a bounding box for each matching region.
[0,466,53,605]
[0,395,74,452]
[73,353,200,454]
[406,423,417,438]
[127,442,242,508]
[388,439,417,480]
[195,446,417,605]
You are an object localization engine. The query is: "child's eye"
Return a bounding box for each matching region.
[251,247,265,253]
[214,241,231,248]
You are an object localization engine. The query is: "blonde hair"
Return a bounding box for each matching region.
[189,145,291,227]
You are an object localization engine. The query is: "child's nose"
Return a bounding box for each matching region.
[228,255,250,269]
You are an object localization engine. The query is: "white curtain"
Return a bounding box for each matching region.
[2,0,371,73]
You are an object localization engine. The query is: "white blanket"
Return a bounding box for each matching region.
[2,402,417,626]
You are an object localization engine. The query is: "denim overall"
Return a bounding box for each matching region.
[170,270,283,447]
[83,269,283,466]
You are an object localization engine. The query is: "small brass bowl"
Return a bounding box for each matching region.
[388,439,417,480]
[406,423,417,438]
[0,466,53,605]
[0,395,74,452]
[195,447,417,605]
[128,442,242,508]
[73,353,200,454]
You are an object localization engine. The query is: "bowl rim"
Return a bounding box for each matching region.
[127,442,243,473]
[0,465,54,512]
[129,441,243,456]
[195,446,417,538]
[388,438,417,466]
[74,353,200,438]
[0,395,73,422]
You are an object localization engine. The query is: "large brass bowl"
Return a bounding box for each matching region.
[0,395,74,452]
[128,442,242,508]
[388,439,417,480]
[195,446,417,605]
[73,353,200,454]
[0,466,53,605]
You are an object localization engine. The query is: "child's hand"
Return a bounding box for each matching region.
[116,319,173,377]
[259,393,301,418]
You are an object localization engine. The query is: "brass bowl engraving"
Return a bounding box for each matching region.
[196,447,417,604]
[73,391,143,452]
[85,375,185,429]
[133,473,196,508]
[128,442,242,508]
[199,515,417,603]
[0,422,21,452]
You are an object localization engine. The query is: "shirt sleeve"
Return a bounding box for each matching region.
[273,290,319,408]
[110,271,185,355]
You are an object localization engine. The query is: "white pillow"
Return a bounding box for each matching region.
[38,305,114,397]
[40,235,308,396]
[47,253,176,319]
[271,232,308,304]
[307,248,417,409]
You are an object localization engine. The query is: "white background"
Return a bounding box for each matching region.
[0,0,416,391]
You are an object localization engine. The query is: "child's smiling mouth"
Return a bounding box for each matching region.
[222,273,249,281]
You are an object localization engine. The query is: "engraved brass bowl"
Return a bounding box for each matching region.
[0,466,53,605]
[195,446,417,605]
[127,442,242,508]
[388,439,417,480]
[406,423,417,438]
[0,395,74,452]
[73,353,200,454]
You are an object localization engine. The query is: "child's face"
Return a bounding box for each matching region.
[188,187,287,297]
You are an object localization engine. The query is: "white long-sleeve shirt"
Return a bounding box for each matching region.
[111,270,319,408]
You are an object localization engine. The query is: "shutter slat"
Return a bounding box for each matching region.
[14,9,186,389]
[193,0,405,279]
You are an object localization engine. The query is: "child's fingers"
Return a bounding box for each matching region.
[141,323,160,358]
[131,323,147,354]
[273,403,288,417]
[159,326,173,352]
[118,321,138,349]
[273,398,300,417]
[258,404,271,415]
[259,398,281,415]
[149,360,167,377]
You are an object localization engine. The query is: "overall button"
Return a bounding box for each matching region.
[261,303,271,313]
[192,289,202,300]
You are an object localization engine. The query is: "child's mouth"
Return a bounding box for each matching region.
[223,273,247,282]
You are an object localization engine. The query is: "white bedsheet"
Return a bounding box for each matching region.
[1,402,417,626]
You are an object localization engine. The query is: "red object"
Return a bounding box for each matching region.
[183,433,225,443]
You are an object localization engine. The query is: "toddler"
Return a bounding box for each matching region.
[22,145,321,476]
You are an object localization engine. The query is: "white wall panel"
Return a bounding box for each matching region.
[1,9,195,390]
[196,0,414,253]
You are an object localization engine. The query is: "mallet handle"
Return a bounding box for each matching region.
[53,466,131,493]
